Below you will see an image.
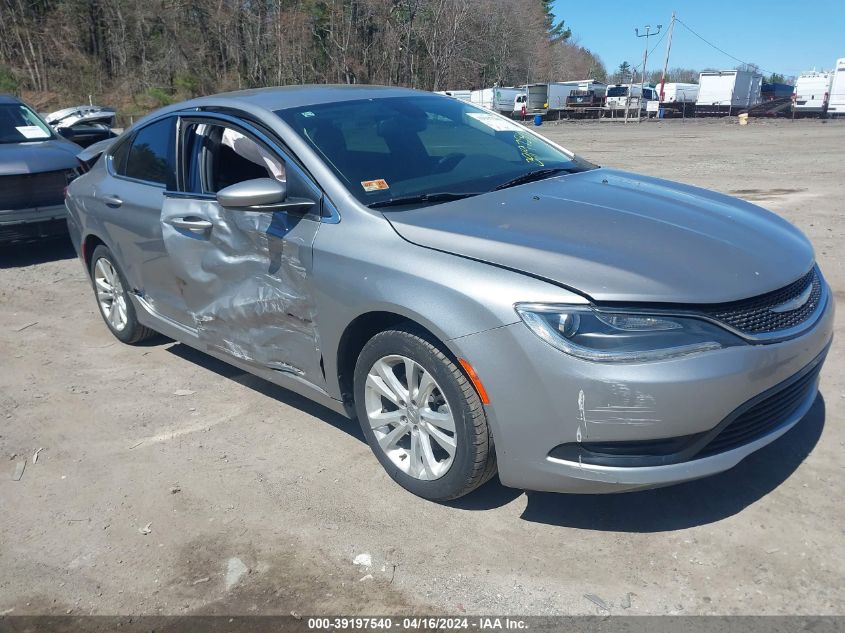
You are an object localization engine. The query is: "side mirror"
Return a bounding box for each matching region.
[216,177,316,214]
[217,178,286,208]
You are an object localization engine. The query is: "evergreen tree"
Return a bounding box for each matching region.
[617,61,632,83]
[540,0,572,43]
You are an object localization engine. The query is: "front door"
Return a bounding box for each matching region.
[160,116,325,388]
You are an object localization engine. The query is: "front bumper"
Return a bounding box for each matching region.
[0,204,68,242]
[453,288,835,494]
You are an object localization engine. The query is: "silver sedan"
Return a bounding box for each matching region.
[65,86,833,499]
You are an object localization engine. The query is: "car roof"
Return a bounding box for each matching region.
[186,84,428,112]
[121,85,441,140]
[0,94,23,105]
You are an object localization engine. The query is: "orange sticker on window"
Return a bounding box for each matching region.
[361,179,389,192]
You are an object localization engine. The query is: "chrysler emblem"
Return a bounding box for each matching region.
[770,285,813,313]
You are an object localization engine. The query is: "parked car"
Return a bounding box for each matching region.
[0,94,81,243]
[65,86,833,500]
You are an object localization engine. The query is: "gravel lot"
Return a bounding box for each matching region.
[1,117,843,616]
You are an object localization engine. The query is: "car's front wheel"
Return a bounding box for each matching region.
[353,326,497,500]
[89,245,155,344]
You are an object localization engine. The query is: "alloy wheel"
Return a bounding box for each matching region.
[363,355,457,481]
[93,257,128,332]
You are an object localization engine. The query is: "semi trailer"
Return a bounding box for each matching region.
[695,70,763,115]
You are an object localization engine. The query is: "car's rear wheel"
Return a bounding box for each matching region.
[89,245,155,344]
[353,326,496,500]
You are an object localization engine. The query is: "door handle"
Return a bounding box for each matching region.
[101,195,123,208]
[169,217,213,235]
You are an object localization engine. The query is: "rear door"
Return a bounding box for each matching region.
[748,74,763,106]
[95,116,192,326]
[829,62,845,113]
[159,114,326,387]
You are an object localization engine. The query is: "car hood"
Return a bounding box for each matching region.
[385,168,815,304]
[0,139,81,176]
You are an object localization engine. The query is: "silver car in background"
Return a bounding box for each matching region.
[65,86,833,500]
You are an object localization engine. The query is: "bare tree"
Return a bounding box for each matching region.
[0,0,606,110]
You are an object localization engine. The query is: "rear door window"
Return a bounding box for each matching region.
[109,136,132,175]
[122,117,176,187]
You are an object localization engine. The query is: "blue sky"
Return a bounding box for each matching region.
[552,1,845,77]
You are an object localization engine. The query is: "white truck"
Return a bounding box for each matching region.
[657,82,699,117]
[695,70,762,115]
[465,87,527,115]
[659,82,699,103]
[470,89,494,110]
[604,84,659,114]
[435,90,472,103]
[793,71,833,115]
[546,83,575,110]
[826,58,845,117]
[517,84,550,117]
[491,87,526,115]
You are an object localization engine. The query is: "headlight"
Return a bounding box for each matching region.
[514,303,743,363]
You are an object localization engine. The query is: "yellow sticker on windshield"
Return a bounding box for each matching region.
[361,179,389,192]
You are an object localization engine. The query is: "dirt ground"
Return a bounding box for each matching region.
[1,117,843,616]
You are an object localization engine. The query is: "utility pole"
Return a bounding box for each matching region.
[659,12,676,102]
[627,23,662,123]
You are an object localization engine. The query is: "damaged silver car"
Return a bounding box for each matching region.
[65,86,834,500]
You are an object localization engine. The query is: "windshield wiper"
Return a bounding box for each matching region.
[494,167,572,191]
[368,192,481,209]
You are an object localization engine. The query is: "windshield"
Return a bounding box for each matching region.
[275,95,593,207]
[0,103,55,144]
[607,87,628,97]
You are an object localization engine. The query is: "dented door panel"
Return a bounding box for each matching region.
[161,196,324,387]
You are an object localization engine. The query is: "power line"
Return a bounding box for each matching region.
[674,17,778,76]
[628,27,667,73]
[613,27,666,82]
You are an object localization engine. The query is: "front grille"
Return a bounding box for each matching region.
[697,361,822,457]
[695,267,823,336]
[0,218,68,242]
[0,171,69,210]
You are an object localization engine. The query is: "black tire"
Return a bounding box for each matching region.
[89,245,156,344]
[353,325,497,500]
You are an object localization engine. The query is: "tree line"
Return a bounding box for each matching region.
[612,61,792,87]
[0,0,607,112]
[612,62,702,86]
